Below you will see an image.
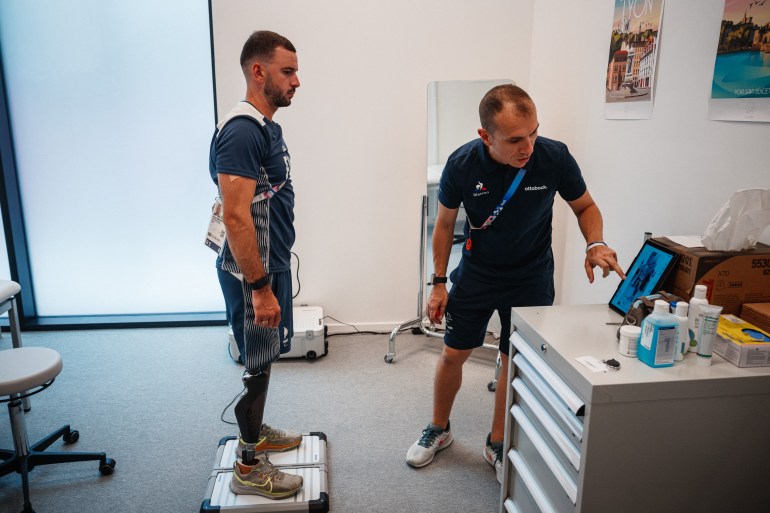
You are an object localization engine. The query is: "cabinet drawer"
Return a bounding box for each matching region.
[513,377,581,472]
[513,353,584,445]
[507,448,558,513]
[511,404,577,510]
[511,332,585,416]
[503,497,524,513]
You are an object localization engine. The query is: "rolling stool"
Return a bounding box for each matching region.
[0,280,23,349]
[0,347,116,513]
[0,280,29,411]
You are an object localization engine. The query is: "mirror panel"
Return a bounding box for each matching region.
[426,79,514,234]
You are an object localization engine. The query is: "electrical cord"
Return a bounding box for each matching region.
[323,315,496,340]
[322,315,414,337]
[221,389,240,426]
[291,251,300,299]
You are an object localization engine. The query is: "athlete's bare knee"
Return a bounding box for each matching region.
[440,346,473,367]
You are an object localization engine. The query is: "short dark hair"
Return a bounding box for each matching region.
[479,84,535,132]
[239,30,296,68]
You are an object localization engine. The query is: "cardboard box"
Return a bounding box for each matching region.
[714,314,770,368]
[741,303,770,334]
[653,237,770,315]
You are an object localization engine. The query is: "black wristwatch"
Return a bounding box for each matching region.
[430,273,448,285]
[247,275,270,290]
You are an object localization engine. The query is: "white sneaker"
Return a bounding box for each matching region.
[228,326,242,364]
[406,421,453,468]
[483,433,504,483]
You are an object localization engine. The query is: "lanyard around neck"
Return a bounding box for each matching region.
[471,167,527,230]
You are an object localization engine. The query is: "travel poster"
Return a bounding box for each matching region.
[605,0,666,119]
[709,0,770,122]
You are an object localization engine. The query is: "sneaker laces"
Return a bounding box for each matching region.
[260,423,285,438]
[417,425,443,448]
[251,455,282,480]
[493,443,503,465]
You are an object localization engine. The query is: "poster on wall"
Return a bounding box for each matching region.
[604,0,666,119]
[709,0,770,122]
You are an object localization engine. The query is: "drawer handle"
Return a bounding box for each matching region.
[513,353,583,443]
[513,377,581,471]
[508,447,559,513]
[511,332,585,417]
[512,404,578,504]
[503,498,522,513]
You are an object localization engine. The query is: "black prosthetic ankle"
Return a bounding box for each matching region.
[241,447,257,465]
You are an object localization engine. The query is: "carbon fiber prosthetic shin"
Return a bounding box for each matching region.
[234,364,271,444]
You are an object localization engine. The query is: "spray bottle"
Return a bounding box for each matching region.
[687,285,709,353]
[638,300,679,368]
[674,301,689,362]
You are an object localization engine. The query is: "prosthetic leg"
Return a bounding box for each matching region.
[234,366,271,464]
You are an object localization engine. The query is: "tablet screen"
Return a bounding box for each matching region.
[608,240,679,315]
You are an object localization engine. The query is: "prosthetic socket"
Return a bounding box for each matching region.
[234,365,271,448]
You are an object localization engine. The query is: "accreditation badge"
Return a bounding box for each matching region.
[204,197,226,254]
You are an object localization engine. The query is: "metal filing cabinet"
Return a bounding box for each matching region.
[499,304,770,513]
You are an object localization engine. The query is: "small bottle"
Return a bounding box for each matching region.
[638,300,679,368]
[618,325,641,358]
[687,285,709,353]
[674,301,689,362]
[696,304,724,367]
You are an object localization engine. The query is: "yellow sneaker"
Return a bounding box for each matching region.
[235,423,302,456]
[229,454,303,499]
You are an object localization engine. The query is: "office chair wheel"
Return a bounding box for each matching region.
[384,354,394,363]
[487,380,496,392]
[99,458,116,475]
[63,429,79,444]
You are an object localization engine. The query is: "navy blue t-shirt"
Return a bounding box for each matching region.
[209,114,295,273]
[438,137,586,279]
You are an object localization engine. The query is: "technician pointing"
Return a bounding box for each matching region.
[405,85,625,483]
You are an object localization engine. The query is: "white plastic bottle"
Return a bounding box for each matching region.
[696,304,724,367]
[638,300,679,368]
[687,285,709,353]
[674,301,689,362]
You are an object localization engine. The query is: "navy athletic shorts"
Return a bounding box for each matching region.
[217,268,294,370]
[444,262,554,355]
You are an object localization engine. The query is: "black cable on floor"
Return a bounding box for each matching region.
[322,315,414,337]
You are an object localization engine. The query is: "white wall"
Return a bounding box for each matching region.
[212,0,769,328]
[528,0,770,307]
[211,0,534,327]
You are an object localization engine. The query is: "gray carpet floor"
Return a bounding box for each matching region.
[0,326,502,513]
